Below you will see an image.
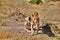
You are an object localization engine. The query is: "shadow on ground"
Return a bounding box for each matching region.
[42,23,55,37]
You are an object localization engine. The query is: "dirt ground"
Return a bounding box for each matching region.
[0,18,57,40]
[0,0,60,40]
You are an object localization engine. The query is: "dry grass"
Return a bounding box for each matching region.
[0,28,57,40]
[0,0,60,40]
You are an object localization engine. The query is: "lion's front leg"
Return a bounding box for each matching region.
[34,24,39,34]
[31,23,34,35]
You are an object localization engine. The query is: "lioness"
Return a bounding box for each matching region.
[30,11,40,35]
[24,11,41,35]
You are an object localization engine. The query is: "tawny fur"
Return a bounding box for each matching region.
[24,11,40,35]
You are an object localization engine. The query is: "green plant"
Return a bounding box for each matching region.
[29,0,41,4]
